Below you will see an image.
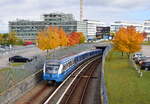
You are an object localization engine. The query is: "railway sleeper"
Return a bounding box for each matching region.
[71,75,98,79]
[79,75,98,79]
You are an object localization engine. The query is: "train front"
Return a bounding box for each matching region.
[43,60,63,83]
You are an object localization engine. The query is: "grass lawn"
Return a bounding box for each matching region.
[104,50,150,104]
[10,62,25,67]
[142,41,150,45]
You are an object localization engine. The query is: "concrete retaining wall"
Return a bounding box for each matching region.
[101,45,112,104]
[0,70,43,104]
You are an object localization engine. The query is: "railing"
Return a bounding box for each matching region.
[101,44,112,104]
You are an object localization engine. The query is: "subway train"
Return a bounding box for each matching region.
[43,49,102,83]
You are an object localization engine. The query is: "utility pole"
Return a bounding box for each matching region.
[80,0,83,21]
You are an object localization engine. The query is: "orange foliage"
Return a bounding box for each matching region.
[37,26,86,50]
[36,27,60,51]
[112,26,144,54]
[58,27,68,46]
[142,32,147,39]
[77,32,86,44]
[67,32,80,46]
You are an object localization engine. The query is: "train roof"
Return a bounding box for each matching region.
[60,49,101,64]
[60,55,75,64]
[44,49,102,65]
[45,59,60,64]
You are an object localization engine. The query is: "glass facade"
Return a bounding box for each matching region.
[9,13,87,41]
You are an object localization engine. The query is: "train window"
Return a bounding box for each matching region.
[70,60,74,66]
[45,64,59,73]
[68,61,71,67]
[63,62,69,71]
[63,64,67,71]
[63,65,66,71]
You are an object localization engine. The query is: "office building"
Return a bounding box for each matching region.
[61,21,86,35]
[143,20,150,39]
[9,13,88,41]
[96,27,110,39]
[9,20,45,41]
[111,21,143,32]
[9,13,107,41]
[43,13,75,26]
[83,20,105,40]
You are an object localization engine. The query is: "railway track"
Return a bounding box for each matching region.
[14,55,101,104]
[15,82,57,104]
[60,59,100,104]
[44,56,101,104]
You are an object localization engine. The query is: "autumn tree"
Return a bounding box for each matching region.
[77,32,86,44]
[8,32,17,46]
[67,34,76,46]
[36,26,60,54]
[37,30,50,51]
[48,28,60,49]
[142,32,147,39]
[0,34,3,45]
[37,26,86,55]
[58,27,68,46]
[2,33,8,45]
[110,31,116,39]
[15,38,24,45]
[67,32,80,46]
[112,26,144,58]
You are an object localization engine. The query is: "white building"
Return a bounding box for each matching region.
[83,20,105,40]
[143,20,150,39]
[111,21,143,32]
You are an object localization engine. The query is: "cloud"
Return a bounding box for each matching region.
[0,0,150,33]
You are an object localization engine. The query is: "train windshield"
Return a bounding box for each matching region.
[45,64,60,73]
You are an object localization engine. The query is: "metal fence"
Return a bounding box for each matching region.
[0,44,94,94]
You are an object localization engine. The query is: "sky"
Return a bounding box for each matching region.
[0,0,150,33]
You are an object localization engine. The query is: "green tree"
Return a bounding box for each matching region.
[7,32,17,46]
[0,34,3,45]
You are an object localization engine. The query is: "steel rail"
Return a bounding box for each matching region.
[79,60,99,104]
[56,56,101,104]
[63,59,99,104]
[44,56,101,104]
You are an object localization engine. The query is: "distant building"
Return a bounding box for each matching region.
[111,21,143,32]
[83,20,105,40]
[61,21,87,35]
[143,20,150,39]
[43,13,75,26]
[96,27,110,39]
[9,13,89,41]
[43,13,87,35]
[9,20,45,41]
[9,13,106,41]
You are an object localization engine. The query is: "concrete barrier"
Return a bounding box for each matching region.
[101,44,112,104]
[0,70,43,104]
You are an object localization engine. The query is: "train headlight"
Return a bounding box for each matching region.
[43,64,46,74]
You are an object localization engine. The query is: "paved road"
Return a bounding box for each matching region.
[0,46,44,68]
[141,45,150,56]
